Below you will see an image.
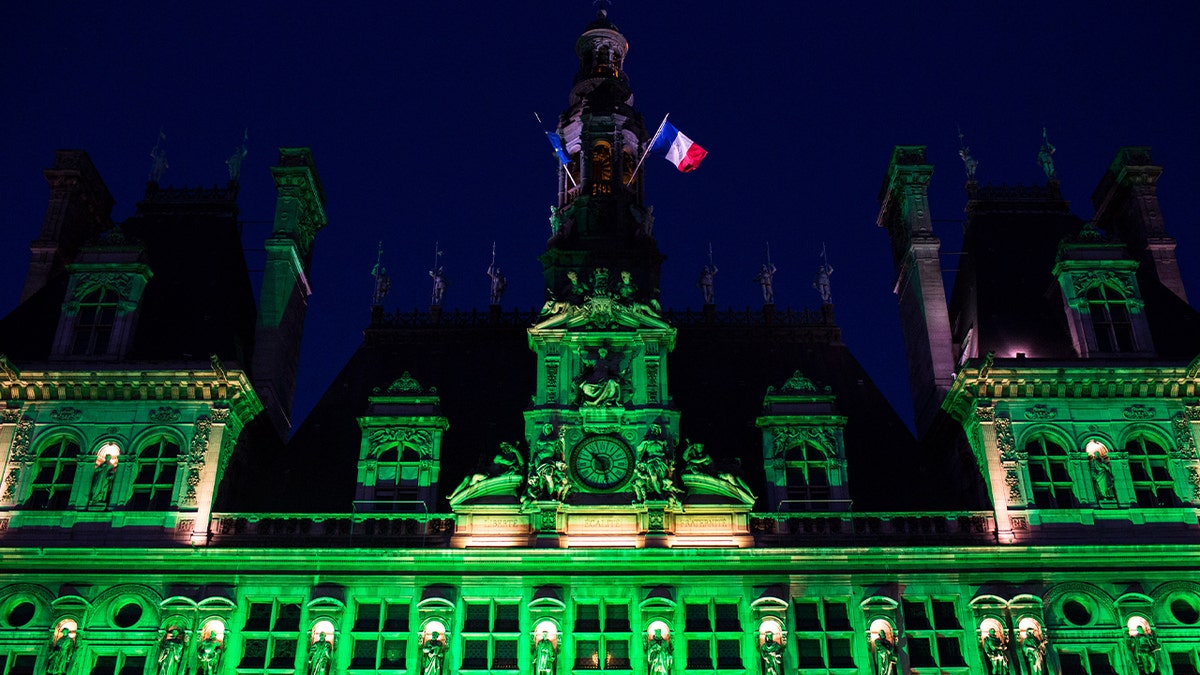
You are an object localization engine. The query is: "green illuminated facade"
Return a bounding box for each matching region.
[3,12,1200,675]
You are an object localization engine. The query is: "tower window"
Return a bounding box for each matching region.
[784,444,831,510]
[1025,437,1076,508]
[27,437,80,509]
[128,436,180,509]
[1125,437,1178,507]
[1087,285,1135,352]
[71,288,120,356]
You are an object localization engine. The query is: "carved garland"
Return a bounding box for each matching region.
[1024,405,1057,420]
[771,427,838,459]
[180,417,212,508]
[50,407,82,422]
[71,272,137,302]
[368,428,434,457]
[1123,405,1155,420]
[995,416,1017,461]
[1173,413,1198,459]
[1004,468,1023,503]
[1070,270,1136,299]
[1187,467,1200,503]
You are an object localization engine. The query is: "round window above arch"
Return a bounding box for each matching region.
[112,601,144,628]
[1061,597,1094,627]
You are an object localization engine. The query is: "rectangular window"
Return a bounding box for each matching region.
[349,600,409,673]
[1170,649,1200,675]
[238,599,304,673]
[792,598,857,672]
[899,597,965,672]
[460,600,519,672]
[1058,649,1118,674]
[572,600,631,671]
[0,654,38,675]
[684,599,743,671]
[89,655,147,675]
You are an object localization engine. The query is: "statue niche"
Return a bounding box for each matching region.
[574,345,631,407]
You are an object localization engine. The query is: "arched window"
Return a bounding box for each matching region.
[1087,285,1135,352]
[371,447,419,508]
[784,443,830,509]
[1025,437,1076,508]
[27,437,81,509]
[591,142,613,195]
[72,287,120,356]
[1125,437,1177,507]
[128,436,180,509]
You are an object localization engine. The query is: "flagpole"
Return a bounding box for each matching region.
[627,113,669,185]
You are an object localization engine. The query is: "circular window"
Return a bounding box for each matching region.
[113,602,143,628]
[7,601,35,627]
[1170,597,1200,625]
[1062,599,1093,626]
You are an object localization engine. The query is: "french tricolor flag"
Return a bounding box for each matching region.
[651,120,707,172]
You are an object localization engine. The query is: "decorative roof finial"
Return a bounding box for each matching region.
[957,125,978,180]
[148,129,168,183]
[226,129,249,181]
[371,241,390,307]
[1038,127,1057,180]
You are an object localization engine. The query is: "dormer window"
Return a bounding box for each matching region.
[1086,285,1135,353]
[71,288,119,356]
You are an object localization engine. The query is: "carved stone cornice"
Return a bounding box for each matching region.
[0,368,263,426]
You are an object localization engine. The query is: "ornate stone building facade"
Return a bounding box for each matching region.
[2,12,1199,675]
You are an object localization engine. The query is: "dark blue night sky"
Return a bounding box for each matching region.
[3,2,1197,431]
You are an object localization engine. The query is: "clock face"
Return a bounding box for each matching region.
[570,435,635,491]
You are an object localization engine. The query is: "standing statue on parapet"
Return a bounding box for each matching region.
[698,264,717,305]
[487,264,506,306]
[429,267,447,305]
[227,129,248,181]
[149,130,169,183]
[1038,128,1056,180]
[755,263,777,304]
[371,243,391,306]
[958,127,979,180]
[814,245,835,306]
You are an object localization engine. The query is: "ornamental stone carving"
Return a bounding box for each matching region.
[149,407,181,423]
[1004,469,1022,502]
[381,371,423,394]
[1070,270,1135,298]
[1123,405,1154,420]
[1186,467,1200,502]
[10,416,35,462]
[995,416,1016,461]
[185,417,212,465]
[1024,405,1057,420]
[2,469,19,502]
[210,407,231,423]
[975,404,996,423]
[50,407,82,422]
[1173,413,1198,459]
[780,370,818,393]
[771,427,838,458]
[368,428,433,456]
[1,408,22,423]
[71,272,137,302]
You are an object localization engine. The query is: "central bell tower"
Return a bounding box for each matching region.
[539,11,665,305]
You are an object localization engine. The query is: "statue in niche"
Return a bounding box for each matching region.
[1020,628,1047,675]
[89,451,119,507]
[47,627,77,675]
[196,633,223,675]
[1089,449,1115,500]
[306,634,333,675]
[156,628,186,675]
[526,425,570,502]
[421,632,446,675]
[534,631,556,675]
[646,629,672,675]
[486,264,506,306]
[698,264,718,305]
[632,425,684,504]
[872,631,897,675]
[429,267,447,306]
[760,632,783,675]
[982,628,1011,675]
[549,206,563,237]
[755,263,777,304]
[1129,624,1161,674]
[575,346,628,407]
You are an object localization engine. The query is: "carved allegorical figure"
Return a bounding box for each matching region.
[760,632,783,675]
[632,425,684,504]
[156,628,186,675]
[646,629,672,675]
[306,635,333,675]
[422,632,446,675]
[196,633,223,675]
[1038,127,1056,180]
[89,449,119,507]
[526,425,570,502]
[1129,624,1161,674]
[576,346,627,407]
[755,263,777,304]
[698,263,717,305]
[982,628,1011,675]
[1020,628,1047,675]
[872,631,897,675]
[46,626,78,675]
[534,631,557,675]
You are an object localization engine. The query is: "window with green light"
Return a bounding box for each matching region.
[901,598,966,671]
[27,436,80,510]
[88,653,147,675]
[1169,648,1200,675]
[572,601,630,671]
[1056,647,1117,674]
[1125,436,1179,508]
[0,653,37,675]
[349,600,409,673]
[460,600,518,671]
[238,600,302,672]
[1024,436,1076,508]
[1086,285,1135,353]
[682,600,742,671]
[127,436,180,510]
[792,598,855,672]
